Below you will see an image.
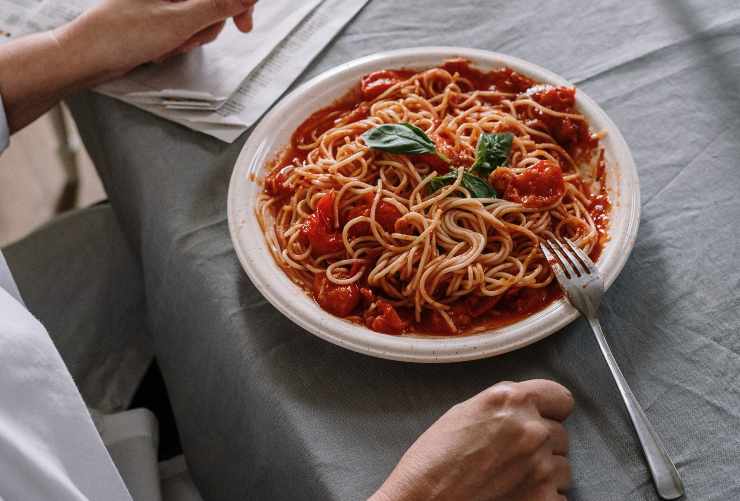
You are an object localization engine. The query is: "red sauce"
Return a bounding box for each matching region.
[263,60,611,336]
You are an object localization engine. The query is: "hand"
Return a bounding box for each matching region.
[0,0,256,133]
[54,0,257,81]
[371,380,575,501]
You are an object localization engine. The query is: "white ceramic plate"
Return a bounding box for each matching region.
[227,47,640,363]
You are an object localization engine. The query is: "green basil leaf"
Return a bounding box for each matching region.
[461,173,498,198]
[362,123,437,155]
[428,171,497,199]
[471,132,513,177]
[428,171,458,193]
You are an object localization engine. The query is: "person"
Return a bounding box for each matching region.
[0,1,574,499]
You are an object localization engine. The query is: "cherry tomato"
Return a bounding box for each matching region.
[313,274,360,317]
[493,160,565,208]
[530,86,576,112]
[344,194,402,236]
[315,190,336,225]
[264,165,294,198]
[303,192,343,256]
[360,70,411,100]
[365,301,407,335]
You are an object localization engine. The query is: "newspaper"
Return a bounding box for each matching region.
[0,0,370,142]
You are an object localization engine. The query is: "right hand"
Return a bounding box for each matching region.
[54,0,258,82]
[371,379,575,501]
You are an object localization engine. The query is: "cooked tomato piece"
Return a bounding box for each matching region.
[264,165,294,198]
[303,191,343,255]
[360,70,411,100]
[359,287,375,304]
[488,67,535,93]
[344,194,402,236]
[493,160,565,208]
[529,86,576,112]
[423,133,474,171]
[374,201,402,232]
[343,104,370,123]
[543,114,590,150]
[416,153,451,173]
[365,301,408,335]
[314,274,360,317]
[315,191,336,225]
[303,214,343,255]
[344,197,371,237]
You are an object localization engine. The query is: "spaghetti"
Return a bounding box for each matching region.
[257,59,609,336]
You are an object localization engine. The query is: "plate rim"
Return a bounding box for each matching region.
[227,46,640,363]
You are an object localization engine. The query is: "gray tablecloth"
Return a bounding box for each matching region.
[68,0,740,499]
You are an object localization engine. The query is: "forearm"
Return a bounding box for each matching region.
[0,23,107,133]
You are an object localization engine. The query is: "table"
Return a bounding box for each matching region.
[68,1,740,499]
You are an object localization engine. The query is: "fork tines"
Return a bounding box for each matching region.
[540,238,597,280]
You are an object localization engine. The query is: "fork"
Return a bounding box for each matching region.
[541,238,685,500]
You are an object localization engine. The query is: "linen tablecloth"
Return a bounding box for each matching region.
[68,0,740,499]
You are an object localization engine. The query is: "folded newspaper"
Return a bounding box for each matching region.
[0,0,369,142]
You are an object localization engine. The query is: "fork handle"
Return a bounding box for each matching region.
[587,317,685,500]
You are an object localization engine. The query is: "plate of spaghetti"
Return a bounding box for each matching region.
[228,47,639,362]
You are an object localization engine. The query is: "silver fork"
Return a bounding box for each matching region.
[541,238,684,500]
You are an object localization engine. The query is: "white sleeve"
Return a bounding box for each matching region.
[0,255,133,501]
[0,93,9,153]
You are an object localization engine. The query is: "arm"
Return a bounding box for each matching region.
[370,380,575,501]
[0,0,256,133]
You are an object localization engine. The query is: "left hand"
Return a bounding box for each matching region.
[54,0,257,81]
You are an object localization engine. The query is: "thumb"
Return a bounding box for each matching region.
[174,0,255,31]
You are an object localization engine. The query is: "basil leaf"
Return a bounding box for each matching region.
[462,173,498,198]
[362,123,437,155]
[428,171,458,193]
[428,171,497,199]
[471,132,513,177]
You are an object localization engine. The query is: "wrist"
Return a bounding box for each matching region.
[369,472,432,501]
[51,11,120,87]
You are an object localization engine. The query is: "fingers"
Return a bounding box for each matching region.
[188,21,226,47]
[516,379,574,421]
[527,455,571,500]
[175,0,256,32]
[544,419,569,456]
[551,454,572,492]
[233,3,256,33]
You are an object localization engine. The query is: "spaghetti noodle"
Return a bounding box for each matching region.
[257,59,609,336]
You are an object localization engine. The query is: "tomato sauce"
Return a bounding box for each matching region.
[262,60,611,336]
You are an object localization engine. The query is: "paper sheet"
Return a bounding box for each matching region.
[97,0,370,143]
